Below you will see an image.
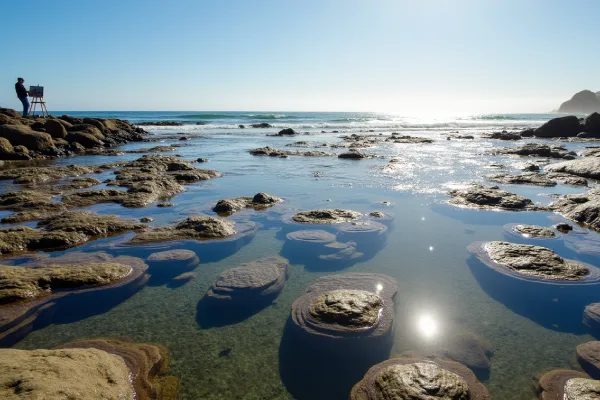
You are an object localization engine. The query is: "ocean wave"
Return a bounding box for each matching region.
[171,113,298,120]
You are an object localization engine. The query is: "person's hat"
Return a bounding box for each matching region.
[17,77,24,81]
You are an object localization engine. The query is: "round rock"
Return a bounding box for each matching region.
[286,230,336,245]
[350,357,490,400]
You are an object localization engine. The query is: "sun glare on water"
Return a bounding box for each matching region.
[417,314,438,338]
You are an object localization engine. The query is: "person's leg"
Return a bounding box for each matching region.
[20,97,30,117]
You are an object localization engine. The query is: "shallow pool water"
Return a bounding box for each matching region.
[5,119,600,399]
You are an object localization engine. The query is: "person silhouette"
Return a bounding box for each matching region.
[15,78,29,117]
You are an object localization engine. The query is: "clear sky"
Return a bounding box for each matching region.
[1,0,598,113]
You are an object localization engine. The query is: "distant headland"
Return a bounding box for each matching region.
[558,90,600,113]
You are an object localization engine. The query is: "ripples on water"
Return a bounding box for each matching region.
[8,112,600,399]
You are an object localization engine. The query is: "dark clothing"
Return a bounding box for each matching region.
[19,97,29,117]
[15,83,27,98]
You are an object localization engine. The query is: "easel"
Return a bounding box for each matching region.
[29,85,48,117]
[30,96,49,117]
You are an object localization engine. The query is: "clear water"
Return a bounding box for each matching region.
[6,111,600,399]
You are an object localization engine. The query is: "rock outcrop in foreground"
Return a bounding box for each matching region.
[349,357,490,400]
[448,185,540,211]
[0,107,146,159]
[469,241,594,281]
[549,188,600,232]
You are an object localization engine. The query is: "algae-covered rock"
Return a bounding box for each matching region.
[471,241,590,281]
[0,347,134,399]
[291,273,397,341]
[0,263,132,304]
[37,210,145,237]
[448,185,540,211]
[536,370,595,400]
[0,164,107,184]
[54,338,178,400]
[0,190,65,213]
[0,226,88,255]
[213,192,282,214]
[292,209,361,224]
[350,357,490,400]
[0,124,55,153]
[130,216,236,244]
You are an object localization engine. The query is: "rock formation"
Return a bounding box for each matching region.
[487,172,557,187]
[545,157,600,180]
[448,185,541,211]
[213,193,282,214]
[146,250,200,285]
[577,341,600,379]
[494,143,575,159]
[558,90,600,113]
[583,303,600,336]
[292,209,361,224]
[509,224,556,238]
[349,357,490,400]
[130,216,238,244]
[549,188,600,231]
[536,369,596,400]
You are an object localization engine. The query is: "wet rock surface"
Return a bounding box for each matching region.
[549,188,600,231]
[249,146,332,157]
[129,216,237,244]
[0,164,110,185]
[536,370,593,400]
[349,357,490,400]
[485,131,522,140]
[448,185,541,211]
[495,143,576,159]
[53,338,179,400]
[471,241,591,281]
[545,156,600,180]
[577,341,600,379]
[37,210,145,237]
[511,224,556,238]
[204,256,288,305]
[213,192,282,214]
[583,303,600,335]
[487,172,557,187]
[146,250,199,285]
[292,209,361,224]
[0,226,88,255]
[291,273,397,340]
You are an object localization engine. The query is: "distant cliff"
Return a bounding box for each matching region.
[558,90,600,113]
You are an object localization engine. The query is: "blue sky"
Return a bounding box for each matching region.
[1,0,598,113]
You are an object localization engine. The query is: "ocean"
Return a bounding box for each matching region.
[6,110,599,399]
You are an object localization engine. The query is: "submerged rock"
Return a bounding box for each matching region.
[470,241,591,281]
[448,185,540,211]
[146,249,199,285]
[583,303,600,335]
[577,341,600,379]
[286,230,337,246]
[212,192,282,214]
[171,272,196,285]
[291,273,397,342]
[487,172,557,187]
[350,357,490,400]
[292,209,361,224]
[512,224,556,238]
[204,256,288,306]
[433,332,494,378]
[536,370,593,400]
[129,216,237,244]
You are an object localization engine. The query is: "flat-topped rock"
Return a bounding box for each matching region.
[350,357,490,400]
[286,229,337,245]
[512,224,556,238]
[249,146,332,157]
[0,347,134,399]
[545,157,600,180]
[148,249,198,262]
[204,256,288,305]
[0,190,66,214]
[470,241,591,281]
[213,192,282,214]
[577,341,600,379]
[448,185,540,211]
[536,370,593,400]
[0,226,88,255]
[146,250,199,285]
[130,216,237,244]
[37,210,145,237]
[0,164,109,185]
[292,209,361,224]
[495,143,575,159]
[549,189,600,231]
[0,252,148,346]
[291,273,397,340]
[54,338,178,399]
[583,303,600,335]
[546,172,588,187]
[487,172,557,187]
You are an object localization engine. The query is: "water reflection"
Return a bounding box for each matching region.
[417,314,438,339]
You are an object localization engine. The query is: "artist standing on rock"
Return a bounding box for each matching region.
[15,77,29,117]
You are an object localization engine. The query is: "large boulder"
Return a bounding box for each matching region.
[82,118,106,131]
[0,124,55,153]
[584,112,600,134]
[533,116,582,138]
[558,90,600,113]
[66,131,104,148]
[44,119,68,139]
